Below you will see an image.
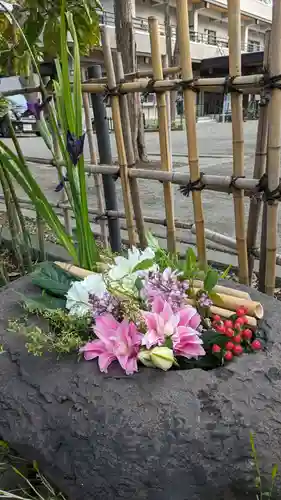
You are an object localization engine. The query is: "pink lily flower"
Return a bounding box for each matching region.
[80,314,142,375]
[142,296,205,359]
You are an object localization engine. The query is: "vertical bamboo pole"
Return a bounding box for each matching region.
[265,1,281,296]
[247,31,271,284]
[115,52,147,249]
[162,53,172,162]
[148,17,176,254]
[176,0,206,267]
[82,68,108,247]
[101,26,137,247]
[227,0,249,285]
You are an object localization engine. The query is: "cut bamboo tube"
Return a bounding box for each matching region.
[192,289,263,319]
[82,68,108,247]
[55,262,94,279]
[115,52,147,249]
[101,26,137,247]
[247,31,271,284]
[176,0,206,268]
[192,281,251,300]
[227,0,248,285]
[148,17,176,254]
[187,299,258,328]
[265,0,281,296]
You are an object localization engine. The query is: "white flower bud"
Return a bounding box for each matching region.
[150,347,174,371]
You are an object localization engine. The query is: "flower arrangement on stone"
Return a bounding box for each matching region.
[60,243,265,375]
[17,234,266,372]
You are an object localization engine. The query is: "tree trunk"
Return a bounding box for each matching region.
[114,0,147,162]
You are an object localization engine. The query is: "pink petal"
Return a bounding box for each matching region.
[98,353,116,372]
[128,322,142,346]
[124,356,139,375]
[178,307,201,329]
[81,340,106,360]
[96,314,119,334]
[142,330,161,349]
[161,301,174,322]
[175,343,206,359]
[142,311,158,332]
[151,295,165,314]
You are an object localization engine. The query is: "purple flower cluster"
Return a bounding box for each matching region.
[89,292,121,320]
[142,268,189,312]
[197,293,213,309]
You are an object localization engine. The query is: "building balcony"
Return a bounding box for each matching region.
[100,11,264,62]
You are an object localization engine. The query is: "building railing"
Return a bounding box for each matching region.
[99,11,264,54]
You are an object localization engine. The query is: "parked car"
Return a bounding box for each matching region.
[0,77,38,137]
[0,94,39,137]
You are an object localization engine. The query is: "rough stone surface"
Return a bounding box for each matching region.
[0,277,281,499]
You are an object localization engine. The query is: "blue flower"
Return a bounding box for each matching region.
[66,131,85,166]
[55,175,68,192]
[26,97,51,120]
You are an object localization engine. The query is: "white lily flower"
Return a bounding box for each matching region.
[108,246,156,291]
[150,346,175,371]
[66,273,107,317]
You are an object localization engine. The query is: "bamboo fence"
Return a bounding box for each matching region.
[1,0,281,295]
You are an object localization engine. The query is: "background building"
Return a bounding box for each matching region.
[98,0,272,69]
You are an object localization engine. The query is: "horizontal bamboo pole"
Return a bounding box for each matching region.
[1,73,278,99]
[23,157,265,194]
[85,64,181,83]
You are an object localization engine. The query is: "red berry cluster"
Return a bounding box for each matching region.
[211,307,262,363]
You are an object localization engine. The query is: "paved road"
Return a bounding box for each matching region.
[1,120,279,252]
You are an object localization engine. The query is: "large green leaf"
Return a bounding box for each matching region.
[31,262,80,298]
[204,268,219,293]
[22,294,66,312]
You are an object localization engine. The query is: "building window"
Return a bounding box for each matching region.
[248,39,261,53]
[204,29,217,45]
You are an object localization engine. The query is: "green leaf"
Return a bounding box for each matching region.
[146,231,160,251]
[135,277,144,291]
[204,269,219,293]
[209,291,224,307]
[31,262,79,298]
[165,337,173,349]
[133,259,155,272]
[272,464,278,481]
[220,264,232,279]
[184,247,198,278]
[22,294,66,313]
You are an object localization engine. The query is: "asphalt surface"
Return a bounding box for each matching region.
[1,120,279,252]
